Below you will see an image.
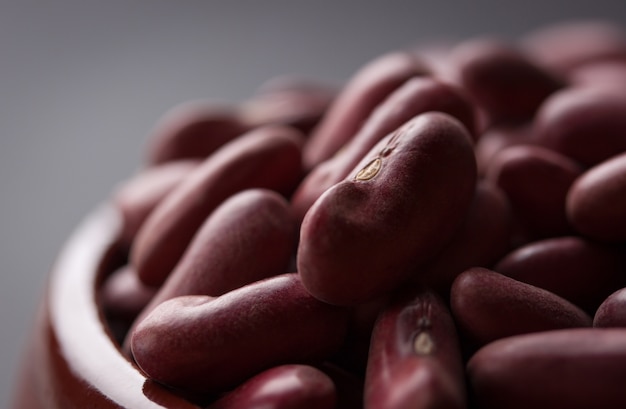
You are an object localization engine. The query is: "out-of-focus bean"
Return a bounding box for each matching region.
[567,151,626,241]
[474,123,535,176]
[451,267,591,349]
[208,365,336,409]
[240,76,337,135]
[534,86,626,167]
[494,236,626,312]
[298,112,476,305]
[449,38,564,123]
[292,76,477,221]
[594,287,626,327]
[302,51,426,170]
[468,328,626,409]
[521,20,626,73]
[131,274,349,394]
[131,125,303,287]
[485,144,582,239]
[420,181,512,293]
[364,289,466,409]
[112,160,200,247]
[569,60,626,89]
[146,101,250,165]
[99,265,157,343]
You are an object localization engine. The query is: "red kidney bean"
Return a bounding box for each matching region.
[569,60,626,89]
[318,363,364,409]
[494,236,626,312]
[534,86,626,167]
[451,267,591,348]
[420,181,512,294]
[99,265,157,343]
[112,160,200,247]
[521,20,626,73]
[594,287,626,327]
[125,188,296,350]
[208,365,336,409]
[241,76,337,135]
[364,289,466,409]
[485,144,583,239]
[449,37,565,123]
[291,75,478,221]
[298,112,476,305]
[567,151,626,241]
[468,328,626,409]
[131,125,303,287]
[302,51,427,170]
[130,274,349,394]
[474,122,536,176]
[146,101,250,165]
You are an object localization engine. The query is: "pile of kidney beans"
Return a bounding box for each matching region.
[99,20,626,408]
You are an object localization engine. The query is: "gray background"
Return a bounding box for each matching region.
[2,1,625,405]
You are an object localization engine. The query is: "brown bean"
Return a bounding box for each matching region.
[494,236,626,312]
[420,181,512,293]
[468,328,626,409]
[146,101,250,165]
[130,274,349,394]
[131,125,303,287]
[451,267,591,349]
[567,151,626,241]
[291,76,478,221]
[594,287,626,327]
[364,289,466,409]
[521,20,626,73]
[449,37,564,123]
[534,86,626,167]
[297,112,476,305]
[485,144,583,239]
[112,160,200,247]
[302,51,426,170]
[208,365,336,409]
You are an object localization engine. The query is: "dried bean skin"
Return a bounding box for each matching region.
[124,189,296,350]
[594,288,626,327]
[298,112,477,306]
[450,38,564,123]
[131,125,303,287]
[485,144,582,239]
[303,51,426,170]
[468,328,626,409]
[130,274,349,394]
[146,101,250,165]
[292,76,477,221]
[112,160,199,247]
[420,181,512,293]
[534,86,626,167]
[567,151,626,242]
[450,267,591,348]
[208,365,336,409]
[364,290,466,409]
[494,236,626,312]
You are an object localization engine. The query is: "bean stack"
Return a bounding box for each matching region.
[100,20,626,409]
